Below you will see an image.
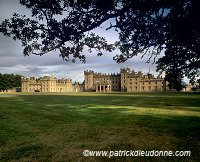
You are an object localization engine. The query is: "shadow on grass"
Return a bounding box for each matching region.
[19,93,200,111]
[0,144,53,161]
[1,94,199,137]
[0,93,199,161]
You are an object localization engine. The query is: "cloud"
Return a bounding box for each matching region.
[25,66,47,74]
[0,0,32,21]
[0,0,162,83]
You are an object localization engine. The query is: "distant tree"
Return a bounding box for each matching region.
[0,73,4,91]
[165,66,185,92]
[198,79,200,89]
[2,74,12,90]
[14,74,22,87]
[190,78,200,91]
[0,73,23,91]
[0,0,199,85]
[0,74,8,91]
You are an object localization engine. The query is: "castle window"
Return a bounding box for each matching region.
[130,82,132,85]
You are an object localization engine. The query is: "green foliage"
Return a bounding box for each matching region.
[0,0,199,84]
[0,73,23,91]
[162,60,186,91]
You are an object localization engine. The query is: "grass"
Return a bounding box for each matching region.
[0,92,199,162]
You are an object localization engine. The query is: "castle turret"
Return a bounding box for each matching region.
[120,68,130,91]
[84,70,95,91]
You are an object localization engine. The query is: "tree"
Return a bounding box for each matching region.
[0,0,199,84]
[0,73,5,91]
[0,73,23,91]
[14,74,23,87]
[165,68,185,92]
[190,78,200,91]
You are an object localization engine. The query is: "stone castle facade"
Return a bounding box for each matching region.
[21,76,73,92]
[84,68,167,92]
[21,67,167,92]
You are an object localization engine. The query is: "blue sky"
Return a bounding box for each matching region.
[0,0,160,83]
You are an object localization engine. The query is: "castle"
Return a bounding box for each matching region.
[21,67,167,92]
[21,76,74,92]
[84,67,167,92]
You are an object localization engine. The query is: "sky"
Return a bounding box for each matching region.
[0,0,160,83]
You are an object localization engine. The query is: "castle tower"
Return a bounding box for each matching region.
[120,67,130,91]
[66,79,73,92]
[84,70,94,91]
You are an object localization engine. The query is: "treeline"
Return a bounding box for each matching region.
[0,73,22,91]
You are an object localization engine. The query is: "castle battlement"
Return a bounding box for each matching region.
[84,67,166,92]
[21,67,167,93]
[21,75,73,92]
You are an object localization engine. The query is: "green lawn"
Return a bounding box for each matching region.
[0,92,199,162]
